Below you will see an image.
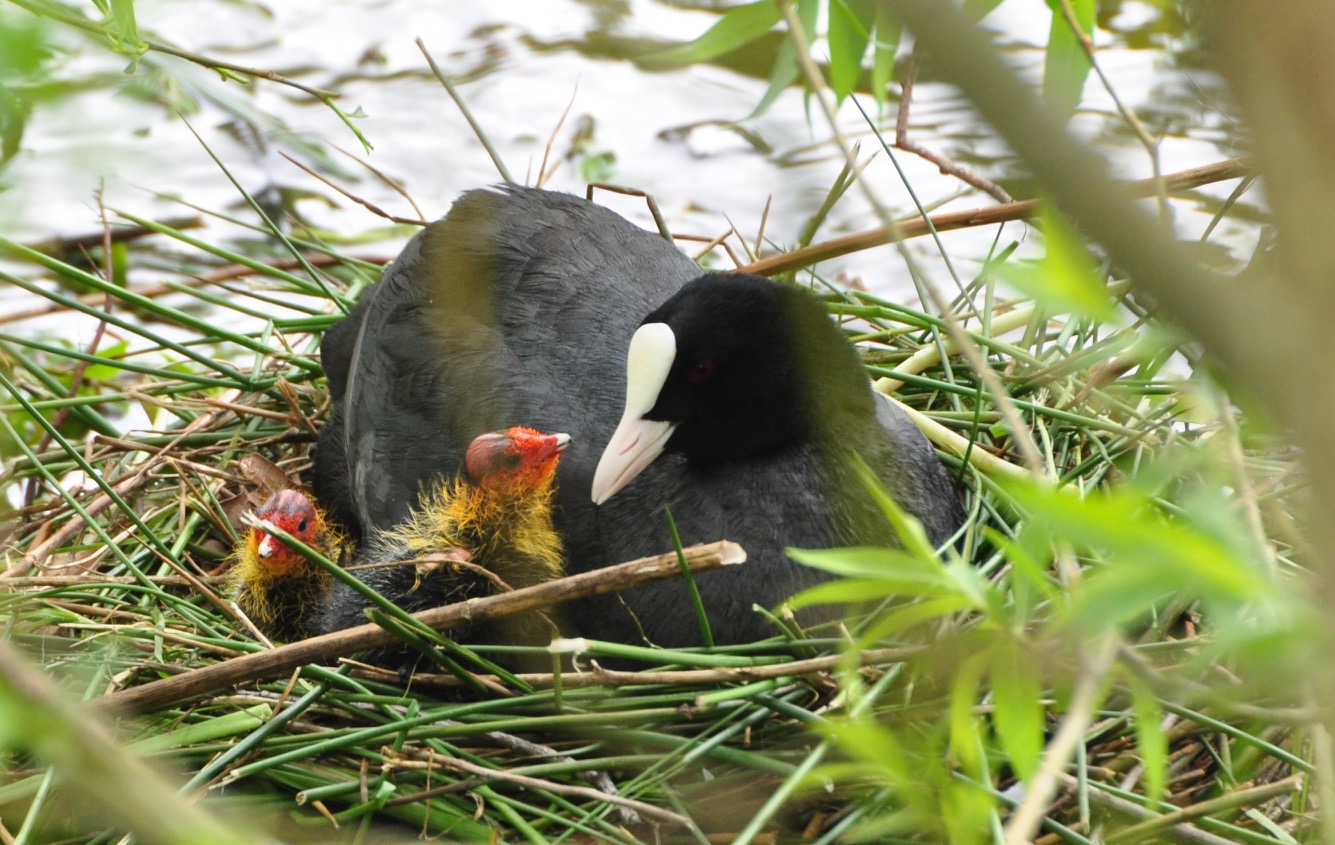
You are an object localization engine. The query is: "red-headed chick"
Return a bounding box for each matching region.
[229,489,342,642]
[319,427,569,670]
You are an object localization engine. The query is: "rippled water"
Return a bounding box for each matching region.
[0,0,1252,308]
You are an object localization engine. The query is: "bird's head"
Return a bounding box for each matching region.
[465,427,571,494]
[249,489,322,573]
[591,273,870,504]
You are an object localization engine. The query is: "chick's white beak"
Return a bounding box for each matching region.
[592,323,678,505]
[257,531,281,559]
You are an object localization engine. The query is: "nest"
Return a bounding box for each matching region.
[0,196,1314,845]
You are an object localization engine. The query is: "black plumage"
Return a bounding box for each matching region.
[313,185,964,649]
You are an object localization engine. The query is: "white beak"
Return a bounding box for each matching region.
[592,323,679,504]
[257,531,281,559]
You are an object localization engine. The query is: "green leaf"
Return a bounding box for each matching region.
[752,36,799,116]
[1128,677,1167,802]
[856,596,975,641]
[787,545,949,585]
[964,0,1007,22]
[820,718,910,779]
[644,0,782,66]
[949,650,989,774]
[849,453,937,559]
[985,526,1058,604]
[1043,0,1093,120]
[109,0,141,52]
[870,3,903,105]
[1006,481,1272,631]
[997,203,1114,320]
[829,0,875,101]
[750,0,816,117]
[990,638,1044,781]
[578,149,616,184]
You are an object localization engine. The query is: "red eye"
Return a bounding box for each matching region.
[689,362,714,383]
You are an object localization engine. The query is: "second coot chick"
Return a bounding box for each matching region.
[230,489,340,642]
[319,427,569,669]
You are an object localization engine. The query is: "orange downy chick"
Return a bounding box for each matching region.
[370,427,569,664]
[230,489,341,642]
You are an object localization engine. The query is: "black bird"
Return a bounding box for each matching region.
[313,185,964,649]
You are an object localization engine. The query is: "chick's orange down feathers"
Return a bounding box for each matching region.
[389,427,567,588]
[320,427,569,669]
[230,489,342,642]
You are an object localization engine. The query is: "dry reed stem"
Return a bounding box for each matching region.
[367,644,927,690]
[739,157,1252,278]
[100,540,745,714]
[421,755,694,828]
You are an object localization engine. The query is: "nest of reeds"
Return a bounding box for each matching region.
[0,173,1318,844]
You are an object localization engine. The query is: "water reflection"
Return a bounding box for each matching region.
[0,0,1253,310]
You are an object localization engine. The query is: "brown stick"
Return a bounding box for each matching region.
[2,575,229,589]
[100,541,746,714]
[6,401,235,576]
[21,215,205,256]
[425,755,695,828]
[739,156,1252,278]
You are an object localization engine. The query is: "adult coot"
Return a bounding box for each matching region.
[313,185,963,649]
[590,272,965,639]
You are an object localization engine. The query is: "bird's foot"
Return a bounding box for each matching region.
[410,548,473,592]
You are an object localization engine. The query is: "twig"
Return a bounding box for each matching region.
[1104,773,1304,845]
[426,755,695,829]
[1057,773,1274,845]
[144,40,340,101]
[416,38,511,184]
[99,541,745,714]
[586,183,674,244]
[334,144,427,222]
[1003,634,1118,845]
[0,252,374,327]
[738,157,1252,278]
[7,401,236,575]
[874,277,1133,393]
[538,84,579,188]
[2,575,227,589]
[895,56,1013,203]
[278,152,426,226]
[19,215,204,256]
[387,741,639,825]
[354,644,926,689]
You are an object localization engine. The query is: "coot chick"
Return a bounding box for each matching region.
[312,185,962,650]
[319,427,569,669]
[230,489,340,642]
